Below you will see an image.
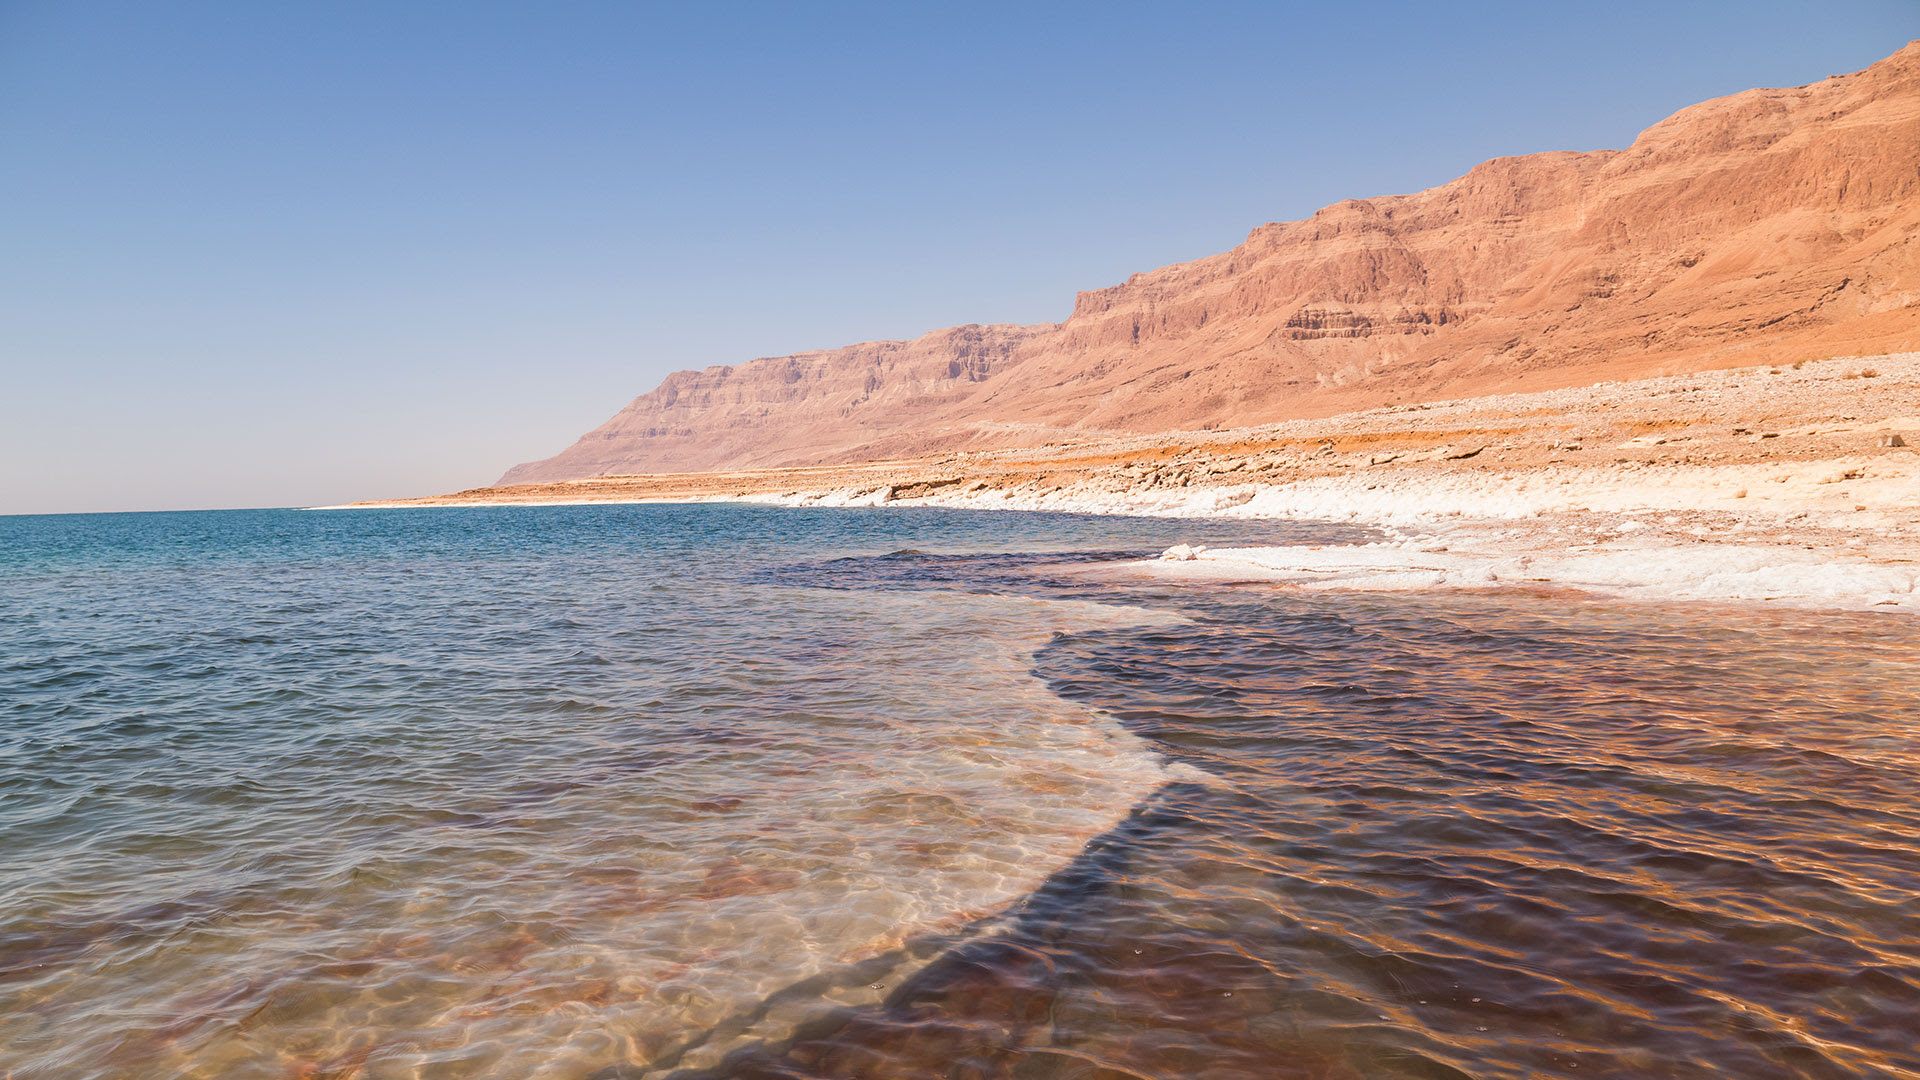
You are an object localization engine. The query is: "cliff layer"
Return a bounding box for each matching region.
[504,42,1920,484]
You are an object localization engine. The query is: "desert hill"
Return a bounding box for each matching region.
[502,42,1920,485]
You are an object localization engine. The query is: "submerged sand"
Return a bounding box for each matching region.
[343,352,1920,612]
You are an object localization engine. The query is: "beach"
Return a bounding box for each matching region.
[349,351,1920,614]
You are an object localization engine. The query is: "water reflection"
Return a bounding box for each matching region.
[690,581,1920,1080]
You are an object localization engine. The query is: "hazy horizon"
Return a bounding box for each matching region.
[4,1,1914,515]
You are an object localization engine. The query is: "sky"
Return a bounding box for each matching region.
[2,2,1914,514]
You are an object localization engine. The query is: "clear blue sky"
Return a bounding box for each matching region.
[3,2,1913,513]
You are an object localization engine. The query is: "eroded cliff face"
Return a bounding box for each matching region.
[503,42,1920,483]
[497,323,1043,484]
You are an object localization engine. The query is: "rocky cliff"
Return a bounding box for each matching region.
[498,323,1042,484]
[504,42,1920,483]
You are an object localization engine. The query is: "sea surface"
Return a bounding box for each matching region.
[2,505,1916,1080]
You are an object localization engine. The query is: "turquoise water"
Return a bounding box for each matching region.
[3,506,1917,1079]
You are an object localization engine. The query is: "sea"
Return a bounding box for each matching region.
[2,504,1917,1080]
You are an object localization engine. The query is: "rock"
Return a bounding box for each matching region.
[499,43,1920,484]
[1882,433,1908,447]
[1160,544,1208,561]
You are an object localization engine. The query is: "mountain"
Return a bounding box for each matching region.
[502,42,1920,485]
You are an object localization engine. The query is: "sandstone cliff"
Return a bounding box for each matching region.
[504,42,1920,484]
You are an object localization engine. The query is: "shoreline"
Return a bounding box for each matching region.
[338,352,1920,613]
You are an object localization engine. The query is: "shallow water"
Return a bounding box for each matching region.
[717,566,1920,1080]
[3,506,1917,1079]
[0,506,1323,1079]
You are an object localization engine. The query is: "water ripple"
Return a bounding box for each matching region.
[691,582,1920,1080]
[4,508,1915,1079]
[0,507,1300,1079]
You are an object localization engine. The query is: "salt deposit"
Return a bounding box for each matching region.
[356,352,1920,614]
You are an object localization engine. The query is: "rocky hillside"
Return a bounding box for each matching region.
[499,323,1041,483]
[504,42,1920,484]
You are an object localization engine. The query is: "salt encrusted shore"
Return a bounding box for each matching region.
[345,352,1920,613]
